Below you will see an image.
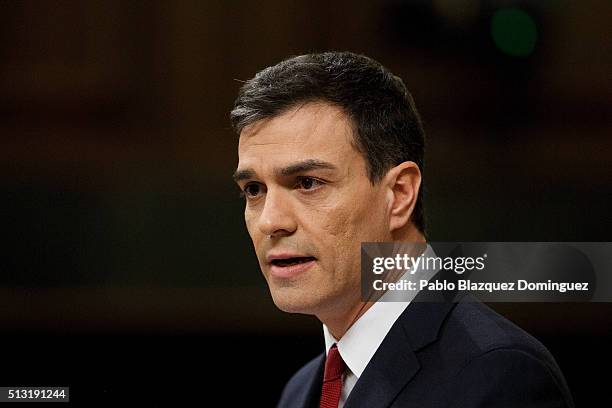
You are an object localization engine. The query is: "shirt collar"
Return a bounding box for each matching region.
[323,298,410,379]
[322,244,437,379]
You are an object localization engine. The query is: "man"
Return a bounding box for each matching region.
[231,52,574,407]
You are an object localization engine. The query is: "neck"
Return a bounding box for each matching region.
[321,226,426,340]
[321,299,375,340]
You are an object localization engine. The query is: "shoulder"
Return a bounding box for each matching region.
[448,345,574,407]
[277,352,324,408]
[433,299,574,406]
[441,299,555,364]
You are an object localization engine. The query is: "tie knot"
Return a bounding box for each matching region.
[323,344,345,382]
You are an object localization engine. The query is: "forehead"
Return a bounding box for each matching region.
[237,102,358,166]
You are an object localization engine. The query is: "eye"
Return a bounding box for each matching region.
[297,176,323,191]
[242,183,264,198]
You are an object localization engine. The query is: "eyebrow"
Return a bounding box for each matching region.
[232,159,338,182]
[232,168,256,183]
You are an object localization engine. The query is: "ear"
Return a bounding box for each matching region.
[384,161,422,232]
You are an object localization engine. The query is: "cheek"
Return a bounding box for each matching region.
[244,210,253,230]
[316,205,362,268]
[244,207,257,231]
[244,209,261,244]
[319,192,388,264]
[312,201,353,243]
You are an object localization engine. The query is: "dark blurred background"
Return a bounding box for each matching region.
[1,0,611,406]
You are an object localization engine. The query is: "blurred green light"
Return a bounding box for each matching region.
[491,8,538,57]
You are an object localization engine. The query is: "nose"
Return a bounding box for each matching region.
[257,187,297,238]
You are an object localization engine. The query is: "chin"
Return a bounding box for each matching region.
[269,287,322,315]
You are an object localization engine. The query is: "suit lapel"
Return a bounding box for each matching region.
[294,353,325,408]
[343,318,420,408]
[344,290,459,408]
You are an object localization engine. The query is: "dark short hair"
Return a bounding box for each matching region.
[231,51,427,234]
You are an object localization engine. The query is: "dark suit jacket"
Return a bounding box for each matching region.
[277,294,574,408]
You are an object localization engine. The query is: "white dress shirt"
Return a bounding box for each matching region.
[322,244,437,407]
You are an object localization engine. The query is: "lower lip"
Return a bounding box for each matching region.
[269,259,316,279]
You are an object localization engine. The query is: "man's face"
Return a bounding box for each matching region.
[235,102,392,317]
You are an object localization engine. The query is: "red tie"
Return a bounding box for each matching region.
[319,344,345,408]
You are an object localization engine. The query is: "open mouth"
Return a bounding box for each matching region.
[270,257,316,267]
